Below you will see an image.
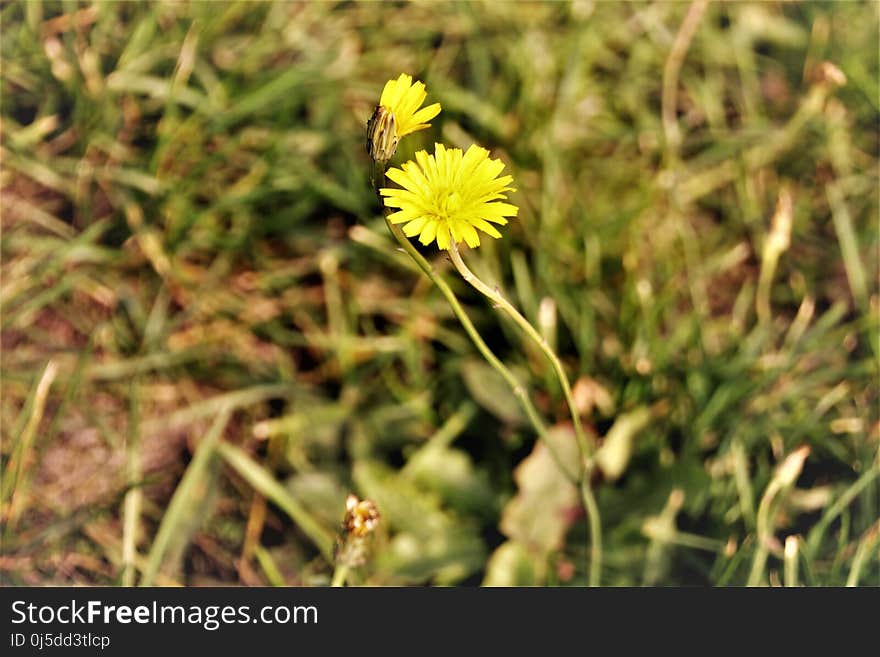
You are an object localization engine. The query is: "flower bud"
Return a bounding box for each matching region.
[343,494,380,539]
[366,105,399,163]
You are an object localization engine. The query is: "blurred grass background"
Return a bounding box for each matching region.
[1,0,877,586]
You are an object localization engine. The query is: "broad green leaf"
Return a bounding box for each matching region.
[460,359,527,426]
[354,460,485,584]
[405,446,495,518]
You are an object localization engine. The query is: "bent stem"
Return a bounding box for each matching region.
[372,168,577,483]
[383,217,577,484]
[447,240,592,460]
[447,237,602,586]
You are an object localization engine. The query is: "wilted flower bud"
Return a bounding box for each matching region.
[335,494,381,571]
[343,494,380,538]
[366,105,399,163]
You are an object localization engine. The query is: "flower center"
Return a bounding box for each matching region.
[435,189,462,218]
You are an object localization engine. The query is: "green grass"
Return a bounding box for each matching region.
[1,0,877,586]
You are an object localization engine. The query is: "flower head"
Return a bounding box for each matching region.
[379,73,441,139]
[381,143,518,250]
[343,494,380,539]
[366,105,399,163]
[367,74,441,163]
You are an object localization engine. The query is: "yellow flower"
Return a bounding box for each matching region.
[381,143,518,250]
[379,73,441,139]
[367,74,440,163]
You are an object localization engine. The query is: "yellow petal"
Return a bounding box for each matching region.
[418,220,438,245]
[403,216,429,236]
[410,103,441,126]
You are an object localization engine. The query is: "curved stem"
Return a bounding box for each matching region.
[372,165,577,483]
[384,218,578,484]
[447,238,602,586]
[373,162,601,584]
[447,240,593,461]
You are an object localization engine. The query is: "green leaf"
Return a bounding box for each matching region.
[217,442,335,561]
[405,446,495,518]
[142,411,228,585]
[460,359,527,426]
[354,460,485,584]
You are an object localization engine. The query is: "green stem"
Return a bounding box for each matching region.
[581,478,603,587]
[446,238,601,586]
[373,161,601,584]
[373,163,578,483]
[806,466,880,554]
[330,563,349,588]
[846,523,880,587]
[447,240,593,461]
[783,536,799,588]
[383,217,577,484]
[747,479,781,586]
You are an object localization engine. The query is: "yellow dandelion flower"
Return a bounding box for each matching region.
[380,143,518,250]
[379,73,441,139]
